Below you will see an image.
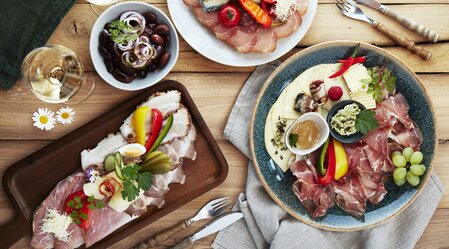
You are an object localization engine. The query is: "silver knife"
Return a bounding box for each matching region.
[171,211,243,249]
[355,0,440,42]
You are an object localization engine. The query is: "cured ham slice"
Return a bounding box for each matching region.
[389,126,423,151]
[183,0,200,7]
[194,8,219,28]
[332,174,367,217]
[273,11,301,38]
[85,205,137,247]
[162,107,191,144]
[356,171,387,205]
[120,90,182,142]
[31,172,85,249]
[381,93,413,129]
[212,25,239,41]
[250,28,278,53]
[226,29,258,53]
[159,124,197,165]
[291,160,335,218]
[81,133,127,171]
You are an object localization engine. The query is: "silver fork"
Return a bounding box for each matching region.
[135,197,230,248]
[336,0,432,60]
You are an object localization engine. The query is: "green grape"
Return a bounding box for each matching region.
[394,177,406,186]
[391,151,402,159]
[393,168,407,181]
[392,155,407,168]
[406,171,420,186]
[410,151,423,165]
[402,147,414,162]
[410,164,426,176]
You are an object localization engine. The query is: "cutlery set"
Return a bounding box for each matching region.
[135,197,240,249]
[336,0,439,60]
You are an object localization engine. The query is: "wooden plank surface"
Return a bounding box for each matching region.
[1,0,449,248]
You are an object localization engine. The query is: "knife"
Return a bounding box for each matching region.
[355,0,440,42]
[170,211,243,249]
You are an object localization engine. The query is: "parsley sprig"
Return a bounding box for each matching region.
[355,109,379,134]
[121,164,153,202]
[67,195,104,225]
[108,20,138,45]
[362,66,396,103]
[288,133,298,148]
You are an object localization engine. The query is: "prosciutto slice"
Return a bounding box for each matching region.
[332,174,367,217]
[183,0,200,7]
[291,160,335,218]
[381,93,413,130]
[31,172,85,249]
[250,28,278,53]
[226,29,259,53]
[194,8,219,28]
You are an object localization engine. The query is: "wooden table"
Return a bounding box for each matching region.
[1,0,448,248]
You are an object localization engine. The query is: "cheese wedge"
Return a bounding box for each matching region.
[350,91,376,109]
[343,64,371,93]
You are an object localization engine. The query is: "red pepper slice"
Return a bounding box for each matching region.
[338,56,366,64]
[319,138,336,186]
[64,190,87,214]
[144,108,163,152]
[329,44,361,78]
[238,0,272,28]
[99,176,122,197]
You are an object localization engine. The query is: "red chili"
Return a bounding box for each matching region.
[338,56,366,64]
[329,44,361,78]
[319,139,336,186]
[144,108,163,152]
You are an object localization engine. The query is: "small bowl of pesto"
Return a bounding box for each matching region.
[285,112,330,156]
[327,100,368,143]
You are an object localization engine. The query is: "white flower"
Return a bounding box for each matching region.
[56,107,75,125]
[32,108,56,131]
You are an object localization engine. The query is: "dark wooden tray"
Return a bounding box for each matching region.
[0,80,228,248]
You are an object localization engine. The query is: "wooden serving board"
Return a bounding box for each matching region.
[0,80,228,249]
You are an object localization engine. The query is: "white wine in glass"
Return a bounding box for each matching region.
[22,45,93,104]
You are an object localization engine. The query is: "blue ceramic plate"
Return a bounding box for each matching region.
[250,41,437,231]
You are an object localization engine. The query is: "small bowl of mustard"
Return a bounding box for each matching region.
[285,112,330,156]
[327,100,366,144]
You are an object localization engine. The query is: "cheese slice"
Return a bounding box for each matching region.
[343,64,371,93]
[350,91,376,109]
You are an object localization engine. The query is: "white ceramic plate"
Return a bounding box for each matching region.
[167,0,318,67]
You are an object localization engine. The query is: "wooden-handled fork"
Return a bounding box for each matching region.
[336,0,432,60]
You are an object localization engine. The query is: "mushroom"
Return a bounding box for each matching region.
[309,80,328,106]
[294,93,318,114]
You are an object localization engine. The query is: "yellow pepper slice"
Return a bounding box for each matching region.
[132,106,150,145]
[333,139,349,180]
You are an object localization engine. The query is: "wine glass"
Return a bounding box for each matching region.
[21,45,95,104]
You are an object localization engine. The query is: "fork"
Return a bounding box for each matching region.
[135,197,230,248]
[336,0,432,60]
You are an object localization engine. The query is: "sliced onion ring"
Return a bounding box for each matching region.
[132,59,149,69]
[117,36,140,51]
[134,42,155,60]
[121,51,138,67]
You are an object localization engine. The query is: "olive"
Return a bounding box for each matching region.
[103,22,111,30]
[113,68,133,83]
[163,36,170,48]
[99,45,112,60]
[104,59,114,73]
[147,63,157,72]
[143,13,157,24]
[154,24,170,36]
[119,63,136,77]
[150,34,164,46]
[158,52,170,69]
[144,27,153,36]
[99,30,109,47]
[137,70,148,79]
[154,46,165,61]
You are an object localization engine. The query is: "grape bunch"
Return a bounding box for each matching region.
[391,147,426,186]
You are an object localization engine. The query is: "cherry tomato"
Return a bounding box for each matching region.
[79,201,92,231]
[64,190,87,214]
[218,4,241,28]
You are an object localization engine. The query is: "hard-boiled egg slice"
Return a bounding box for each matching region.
[115,143,146,157]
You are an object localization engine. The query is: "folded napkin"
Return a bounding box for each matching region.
[212,61,445,249]
[0,0,76,90]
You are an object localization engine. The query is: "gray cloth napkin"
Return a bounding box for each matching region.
[212,61,445,249]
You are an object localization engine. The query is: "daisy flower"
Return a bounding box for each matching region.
[32,108,56,131]
[56,107,75,125]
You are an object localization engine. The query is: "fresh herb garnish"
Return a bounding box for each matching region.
[288,133,298,148]
[355,109,379,134]
[108,20,138,45]
[68,195,103,225]
[121,163,153,202]
[363,66,396,103]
